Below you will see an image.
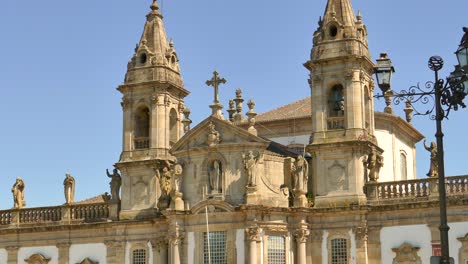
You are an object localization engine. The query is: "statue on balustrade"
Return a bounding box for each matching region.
[12,177,25,209]
[242,151,260,187]
[209,160,223,194]
[367,148,384,182]
[106,168,122,202]
[63,173,75,205]
[292,155,309,192]
[424,140,439,178]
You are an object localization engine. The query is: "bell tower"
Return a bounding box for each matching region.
[116,0,189,219]
[304,0,381,206]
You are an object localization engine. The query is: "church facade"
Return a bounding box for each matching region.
[1,1,468,264]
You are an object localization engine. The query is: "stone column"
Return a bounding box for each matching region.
[309,230,323,264]
[57,242,71,264]
[294,229,309,264]
[105,240,125,264]
[122,97,133,152]
[157,97,166,151]
[353,226,368,264]
[151,238,168,264]
[6,246,19,264]
[245,226,261,264]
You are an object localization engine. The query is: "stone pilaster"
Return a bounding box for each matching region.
[151,238,168,264]
[6,246,19,264]
[57,242,71,264]
[105,240,125,264]
[367,226,382,263]
[309,230,323,264]
[169,227,184,264]
[294,228,309,264]
[245,226,261,264]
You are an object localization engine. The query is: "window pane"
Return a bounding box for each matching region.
[132,249,147,264]
[331,238,347,264]
[268,236,286,264]
[204,231,227,264]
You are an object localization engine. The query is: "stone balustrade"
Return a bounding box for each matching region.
[134,137,150,149]
[327,117,345,130]
[365,175,468,204]
[0,202,117,227]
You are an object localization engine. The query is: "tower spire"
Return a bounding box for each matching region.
[322,0,356,28]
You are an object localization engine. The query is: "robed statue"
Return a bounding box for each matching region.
[292,156,309,192]
[12,177,26,209]
[209,160,223,193]
[106,168,122,202]
[424,140,438,178]
[63,173,76,205]
[242,151,260,187]
[367,148,384,182]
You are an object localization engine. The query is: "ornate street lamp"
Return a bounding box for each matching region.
[374,28,468,264]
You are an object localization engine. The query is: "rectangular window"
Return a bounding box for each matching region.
[331,238,348,264]
[204,231,227,264]
[268,236,286,264]
[132,249,147,264]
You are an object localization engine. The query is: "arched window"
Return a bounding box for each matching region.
[331,238,348,264]
[328,85,344,117]
[134,106,150,149]
[400,152,408,180]
[169,108,178,146]
[132,248,147,264]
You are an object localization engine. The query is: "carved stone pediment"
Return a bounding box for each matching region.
[391,243,422,264]
[77,258,99,264]
[25,254,51,264]
[171,116,269,154]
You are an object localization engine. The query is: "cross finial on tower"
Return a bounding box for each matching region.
[206,71,227,104]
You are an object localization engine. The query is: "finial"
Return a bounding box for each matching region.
[233,88,244,123]
[206,71,227,119]
[357,10,362,21]
[182,108,192,133]
[151,0,160,11]
[404,100,414,123]
[246,99,257,136]
[169,39,175,48]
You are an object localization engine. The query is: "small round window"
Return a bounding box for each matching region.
[329,25,338,38]
[139,53,147,64]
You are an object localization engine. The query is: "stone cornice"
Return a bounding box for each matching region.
[375,112,424,143]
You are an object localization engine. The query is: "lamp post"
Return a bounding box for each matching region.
[374,27,468,264]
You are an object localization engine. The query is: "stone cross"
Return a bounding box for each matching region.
[206,71,227,104]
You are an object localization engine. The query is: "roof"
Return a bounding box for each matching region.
[256,97,311,123]
[76,193,110,204]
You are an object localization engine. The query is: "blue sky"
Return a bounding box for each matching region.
[0,0,467,209]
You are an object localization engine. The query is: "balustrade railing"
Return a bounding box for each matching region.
[0,210,11,225]
[327,117,345,130]
[365,175,468,203]
[0,202,113,226]
[20,206,62,223]
[72,203,110,221]
[134,137,150,149]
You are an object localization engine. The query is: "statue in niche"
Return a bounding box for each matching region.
[242,151,260,187]
[292,156,309,192]
[12,177,26,209]
[209,160,223,193]
[367,148,384,182]
[63,173,75,205]
[156,165,173,197]
[106,168,122,202]
[206,122,221,147]
[424,140,439,178]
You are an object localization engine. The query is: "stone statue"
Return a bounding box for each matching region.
[157,166,173,197]
[209,160,223,193]
[293,156,309,192]
[207,122,220,147]
[63,173,75,205]
[172,161,184,193]
[367,148,384,182]
[12,177,25,209]
[424,140,438,178]
[242,151,260,187]
[106,168,122,202]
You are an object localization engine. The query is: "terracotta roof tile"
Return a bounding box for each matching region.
[256,97,311,123]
